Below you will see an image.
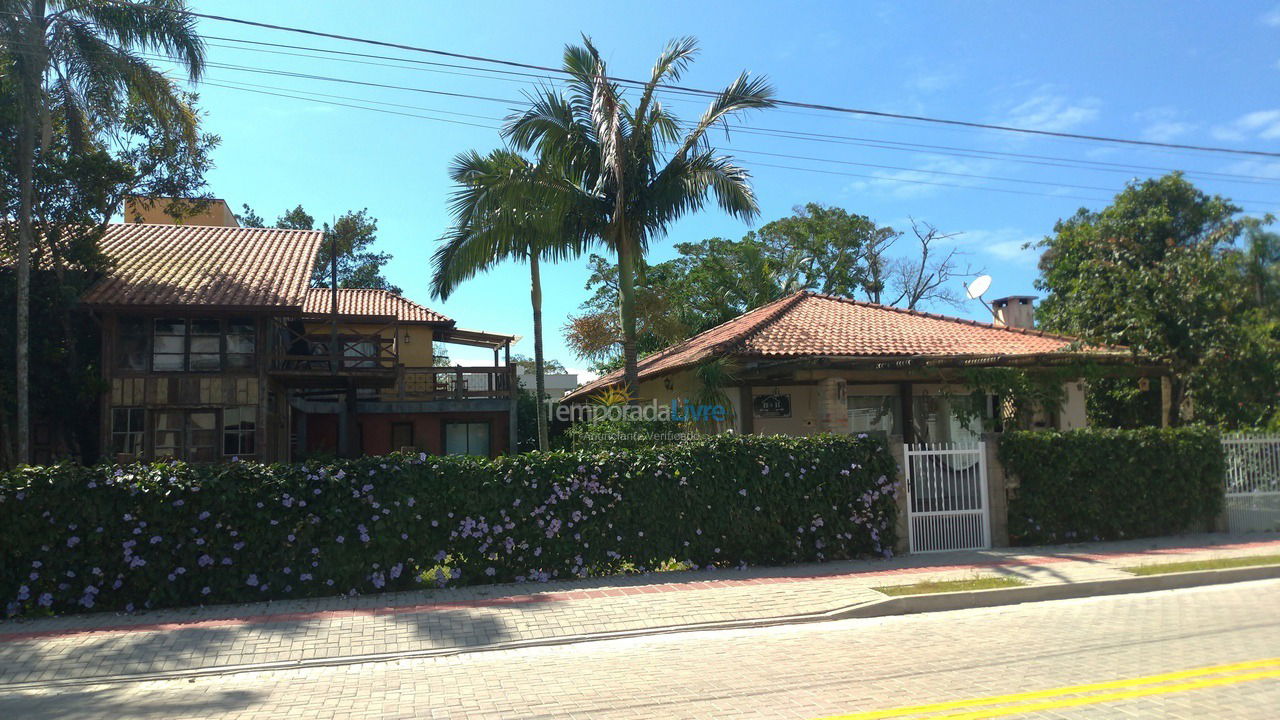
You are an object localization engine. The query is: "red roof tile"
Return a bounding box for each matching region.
[567,291,1129,399]
[81,223,323,310]
[302,288,452,325]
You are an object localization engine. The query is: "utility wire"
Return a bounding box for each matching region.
[102,0,1280,159]
[203,78,1280,211]
[134,49,1280,189]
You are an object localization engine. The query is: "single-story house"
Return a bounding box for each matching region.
[563,291,1161,441]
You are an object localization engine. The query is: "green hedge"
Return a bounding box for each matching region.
[0,433,897,617]
[1001,427,1224,545]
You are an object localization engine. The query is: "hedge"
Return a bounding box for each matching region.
[0,433,897,617]
[1001,427,1224,546]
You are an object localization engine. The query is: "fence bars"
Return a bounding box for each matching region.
[904,441,991,554]
[1221,434,1280,534]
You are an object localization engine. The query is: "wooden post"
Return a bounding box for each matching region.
[738,384,754,435]
[899,382,915,444]
[506,340,517,454]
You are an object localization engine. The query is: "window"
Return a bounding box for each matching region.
[848,395,899,435]
[111,408,145,456]
[145,317,256,372]
[444,421,490,456]
[226,319,256,369]
[153,319,187,371]
[223,406,256,457]
[391,422,414,450]
[154,410,218,461]
[189,319,221,371]
[116,318,148,370]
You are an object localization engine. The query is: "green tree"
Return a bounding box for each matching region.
[506,35,775,397]
[1035,173,1278,427]
[2,0,204,464]
[241,205,401,293]
[431,150,587,451]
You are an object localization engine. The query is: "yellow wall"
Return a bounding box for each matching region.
[300,322,436,367]
[124,198,239,227]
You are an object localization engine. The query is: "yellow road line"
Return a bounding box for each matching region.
[817,657,1280,720]
[933,668,1280,719]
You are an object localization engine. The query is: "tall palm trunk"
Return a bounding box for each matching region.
[529,253,549,451]
[616,234,640,398]
[15,113,35,466]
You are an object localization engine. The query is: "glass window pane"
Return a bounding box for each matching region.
[189,353,220,371]
[155,319,186,336]
[153,336,185,354]
[190,337,220,353]
[226,334,254,354]
[116,319,148,370]
[191,319,221,335]
[153,354,184,371]
[444,423,468,455]
[467,423,489,456]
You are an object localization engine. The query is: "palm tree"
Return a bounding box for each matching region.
[2,0,204,464]
[431,149,590,451]
[505,35,775,397]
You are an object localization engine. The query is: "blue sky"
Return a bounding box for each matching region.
[171,1,1280,376]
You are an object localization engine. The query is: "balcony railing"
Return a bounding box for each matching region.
[269,319,398,377]
[386,366,514,401]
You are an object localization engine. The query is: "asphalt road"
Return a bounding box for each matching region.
[2,579,1278,719]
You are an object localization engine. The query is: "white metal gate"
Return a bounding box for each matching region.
[904,441,991,553]
[1223,434,1280,533]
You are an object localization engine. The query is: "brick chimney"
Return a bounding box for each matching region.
[991,296,1036,330]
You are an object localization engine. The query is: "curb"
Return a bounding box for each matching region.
[2,565,1277,692]
[838,563,1280,618]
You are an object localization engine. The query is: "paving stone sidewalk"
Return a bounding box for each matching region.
[1,533,1276,688]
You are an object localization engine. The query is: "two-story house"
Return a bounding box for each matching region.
[84,199,517,463]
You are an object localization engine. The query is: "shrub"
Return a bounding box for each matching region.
[1000,427,1224,546]
[564,418,693,450]
[0,433,897,617]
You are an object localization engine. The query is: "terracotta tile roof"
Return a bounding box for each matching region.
[566,291,1131,399]
[81,223,323,310]
[302,288,452,325]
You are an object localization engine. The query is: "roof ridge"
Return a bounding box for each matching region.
[110,222,322,235]
[802,291,1093,345]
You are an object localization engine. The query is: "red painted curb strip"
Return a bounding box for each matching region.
[3,539,1277,643]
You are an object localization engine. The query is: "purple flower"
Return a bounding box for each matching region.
[37,593,53,607]
[201,586,212,595]
[66,536,81,548]
[484,567,496,577]
[246,574,260,587]
[335,535,345,544]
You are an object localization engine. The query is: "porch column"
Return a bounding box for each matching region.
[737,385,754,435]
[899,382,915,443]
[506,341,517,454]
[816,377,849,434]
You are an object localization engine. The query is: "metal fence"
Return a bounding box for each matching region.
[1222,434,1280,533]
[904,441,991,553]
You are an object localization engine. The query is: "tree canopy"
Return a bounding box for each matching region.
[1035,173,1279,428]
[240,205,401,294]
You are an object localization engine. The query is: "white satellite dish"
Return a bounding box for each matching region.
[965,274,992,300]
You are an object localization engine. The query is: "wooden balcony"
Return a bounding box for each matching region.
[268,319,399,387]
[385,366,515,401]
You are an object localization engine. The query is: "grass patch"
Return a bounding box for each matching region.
[1123,554,1280,576]
[873,576,1025,596]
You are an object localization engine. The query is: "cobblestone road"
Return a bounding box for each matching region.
[2,579,1277,719]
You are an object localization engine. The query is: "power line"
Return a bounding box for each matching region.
[132,48,1280,189]
[103,0,1280,159]
[193,79,1209,207]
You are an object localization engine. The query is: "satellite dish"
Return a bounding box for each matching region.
[965,274,992,300]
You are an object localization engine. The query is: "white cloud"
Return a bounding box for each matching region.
[1000,90,1101,133]
[961,228,1043,267]
[1133,107,1197,142]
[843,157,1001,200]
[1263,4,1280,27]
[908,69,960,94]
[1211,109,1280,142]
[566,367,599,384]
